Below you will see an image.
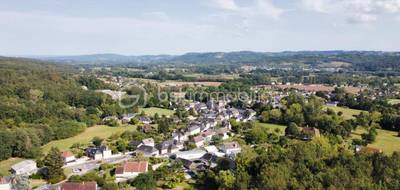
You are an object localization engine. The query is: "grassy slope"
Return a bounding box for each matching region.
[352,128,400,154]
[139,107,175,117]
[42,125,135,153]
[255,122,286,136]
[324,105,365,120]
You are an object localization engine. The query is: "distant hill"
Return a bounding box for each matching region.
[25,51,400,72]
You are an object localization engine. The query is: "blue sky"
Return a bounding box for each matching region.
[1,0,400,55]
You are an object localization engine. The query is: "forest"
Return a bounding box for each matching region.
[0,57,121,161]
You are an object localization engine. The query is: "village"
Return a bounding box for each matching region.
[1,72,398,190]
[1,83,349,190]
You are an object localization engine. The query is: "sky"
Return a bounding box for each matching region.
[1,0,400,56]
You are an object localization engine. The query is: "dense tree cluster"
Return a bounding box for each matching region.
[0,58,120,161]
[195,139,400,190]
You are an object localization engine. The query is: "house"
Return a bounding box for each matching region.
[220,142,241,156]
[115,161,148,179]
[192,135,205,147]
[177,158,194,170]
[141,138,155,147]
[170,144,181,154]
[58,181,97,190]
[216,127,230,140]
[301,127,321,140]
[186,124,201,136]
[11,160,37,175]
[136,145,159,157]
[172,131,188,142]
[61,151,76,164]
[157,140,174,155]
[85,146,112,160]
[121,113,136,123]
[0,177,11,190]
[227,108,240,118]
[139,116,152,124]
[201,129,215,142]
[102,116,119,122]
[202,118,217,130]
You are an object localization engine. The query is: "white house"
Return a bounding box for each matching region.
[11,160,37,175]
[61,151,76,164]
[115,161,148,179]
[186,125,201,136]
[220,142,241,156]
[141,138,155,147]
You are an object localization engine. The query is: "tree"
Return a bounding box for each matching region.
[43,147,65,183]
[285,122,300,137]
[131,172,156,190]
[216,170,235,190]
[361,127,377,144]
[92,136,104,147]
[11,175,30,190]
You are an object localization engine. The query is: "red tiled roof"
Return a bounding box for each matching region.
[61,151,74,158]
[60,181,97,190]
[193,135,204,142]
[116,161,148,174]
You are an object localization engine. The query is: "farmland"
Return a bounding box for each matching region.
[324,105,365,120]
[352,128,400,154]
[42,125,136,153]
[139,107,175,117]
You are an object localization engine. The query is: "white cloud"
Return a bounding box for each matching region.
[301,0,400,23]
[302,0,330,13]
[213,0,239,11]
[210,0,284,20]
[255,0,284,19]
[347,13,377,23]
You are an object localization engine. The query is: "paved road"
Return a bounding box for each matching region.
[68,155,132,176]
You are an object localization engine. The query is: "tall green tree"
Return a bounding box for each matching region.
[43,147,65,183]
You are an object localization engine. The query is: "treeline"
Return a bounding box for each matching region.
[196,139,400,189]
[0,58,120,161]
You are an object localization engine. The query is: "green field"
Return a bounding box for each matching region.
[352,128,400,154]
[324,105,365,120]
[0,157,25,176]
[255,122,286,135]
[42,125,135,153]
[388,99,400,105]
[139,107,175,117]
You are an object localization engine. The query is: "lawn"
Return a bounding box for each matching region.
[324,105,365,120]
[0,157,25,176]
[255,122,286,136]
[388,99,400,105]
[139,107,175,117]
[42,125,136,153]
[352,128,400,154]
